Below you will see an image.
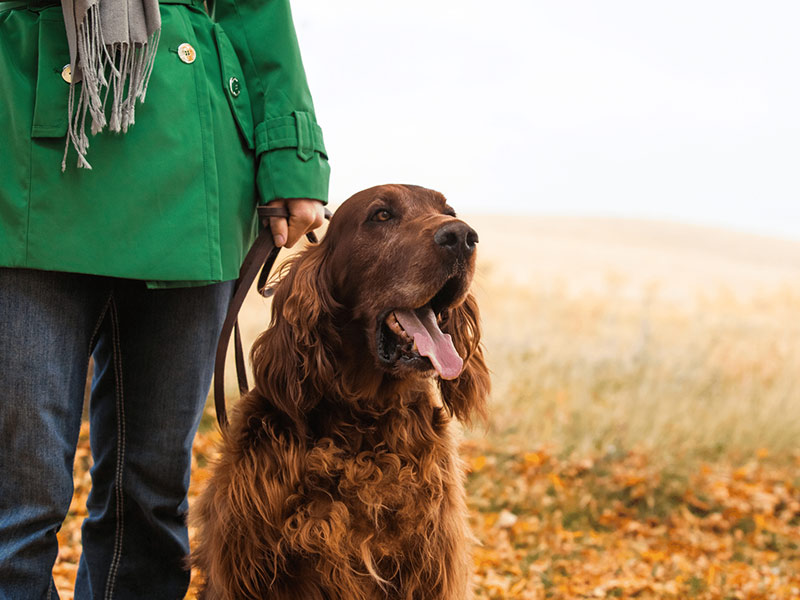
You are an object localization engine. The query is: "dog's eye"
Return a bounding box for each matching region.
[371,209,393,222]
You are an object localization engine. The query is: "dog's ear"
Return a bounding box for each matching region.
[438,293,490,424]
[250,245,339,429]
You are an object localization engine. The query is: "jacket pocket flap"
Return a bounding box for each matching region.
[213,24,254,149]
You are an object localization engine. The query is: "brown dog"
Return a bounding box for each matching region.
[191,184,490,599]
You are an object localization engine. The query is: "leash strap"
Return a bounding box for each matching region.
[213,205,330,428]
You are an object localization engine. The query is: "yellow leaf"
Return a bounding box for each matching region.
[549,473,564,491]
[193,467,212,483]
[523,452,542,466]
[641,550,667,563]
[509,579,527,595]
[471,455,487,472]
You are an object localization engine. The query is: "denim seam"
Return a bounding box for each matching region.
[103,298,126,600]
[87,292,113,355]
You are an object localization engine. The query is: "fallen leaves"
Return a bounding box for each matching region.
[462,439,800,599]
[51,421,800,599]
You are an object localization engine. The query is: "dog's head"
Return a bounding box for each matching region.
[251,184,489,424]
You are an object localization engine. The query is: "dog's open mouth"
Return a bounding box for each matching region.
[377,277,465,380]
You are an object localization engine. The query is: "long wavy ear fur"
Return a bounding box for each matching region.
[250,245,340,429]
[438,293,490,424]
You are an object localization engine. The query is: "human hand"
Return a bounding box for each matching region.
[265,198,325,248]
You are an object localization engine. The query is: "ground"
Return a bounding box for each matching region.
[53,215,800,599]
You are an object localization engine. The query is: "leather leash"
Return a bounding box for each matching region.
[213,205,330,428]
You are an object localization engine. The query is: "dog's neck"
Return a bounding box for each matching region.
[304,383,449,455]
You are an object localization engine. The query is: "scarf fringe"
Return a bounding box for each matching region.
[62,5,160,171]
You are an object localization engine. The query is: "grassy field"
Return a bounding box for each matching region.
[54,216,800,599]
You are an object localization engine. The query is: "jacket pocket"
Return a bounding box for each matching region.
[31,12,70,138]
[213,24,254,149]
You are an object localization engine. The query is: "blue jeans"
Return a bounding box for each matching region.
[0,268,233,599]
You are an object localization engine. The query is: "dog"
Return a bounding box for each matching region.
[191,184,490,599]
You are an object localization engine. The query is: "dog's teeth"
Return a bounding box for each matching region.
[386,312,402,335]
[387,311,412,341]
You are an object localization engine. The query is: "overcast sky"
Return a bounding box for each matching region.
[292,1,800,239]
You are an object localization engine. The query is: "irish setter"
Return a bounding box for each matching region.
[191,184,490,599]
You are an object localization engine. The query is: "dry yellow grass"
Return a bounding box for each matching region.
[469,216,800,462]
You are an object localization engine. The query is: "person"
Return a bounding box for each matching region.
[0,0,330,597]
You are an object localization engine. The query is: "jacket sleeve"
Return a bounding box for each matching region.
[210,0,330,205]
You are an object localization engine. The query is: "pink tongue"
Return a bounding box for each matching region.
[394,306,463,380]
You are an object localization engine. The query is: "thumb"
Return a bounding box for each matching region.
[266,200,288,247]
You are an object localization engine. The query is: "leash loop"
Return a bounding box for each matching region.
[213,205,331,428]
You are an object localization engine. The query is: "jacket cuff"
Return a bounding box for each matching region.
[256,148,330,205]
[255,111,330,204]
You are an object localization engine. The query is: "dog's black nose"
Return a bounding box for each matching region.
[434,221,478,258]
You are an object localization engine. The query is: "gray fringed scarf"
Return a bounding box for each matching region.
[60,0,161,170]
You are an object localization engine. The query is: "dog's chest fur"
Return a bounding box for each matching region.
[268,397,466,581]
[301,403,456,527]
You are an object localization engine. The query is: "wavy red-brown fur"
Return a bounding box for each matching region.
[191,185,491,599]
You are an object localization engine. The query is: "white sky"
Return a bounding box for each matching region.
[292,1,800,239]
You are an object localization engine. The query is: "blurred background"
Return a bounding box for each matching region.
[294,0,800,238]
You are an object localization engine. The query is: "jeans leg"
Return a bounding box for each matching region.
[75,280,233,600]
[0,268,109,600]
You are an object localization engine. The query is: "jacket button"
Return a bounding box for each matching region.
[229,77,241,97]
[177,43,196,64]
[61,64,72,83]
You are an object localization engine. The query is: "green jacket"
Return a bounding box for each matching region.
[0,0,329,287]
